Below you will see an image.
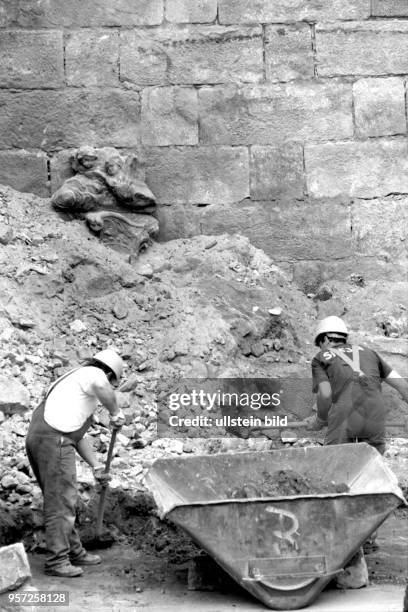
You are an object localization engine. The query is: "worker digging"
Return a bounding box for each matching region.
[25,349,126,578]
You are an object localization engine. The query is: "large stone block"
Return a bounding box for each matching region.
[316,21,408,76]
[265,24,314,82]
[353,77,406,138]
[65,30,119,86]
[49,149,76,193]
[352,196,408,258]
[0,90,140,150]
[293,257,407,288]
[250,144,304,200]
[0,0,163,27]
[198,82,353,145]
[0,543,31,593]
[166,0,217,23]
[0,150,48,196]
[305,139,408,198]
[218,0,370,24]
[157,204,202,240]
[120,30,169,87]
[120,26,263,86]
[141,87,198,146]
[200,199,352,260]
[372,1,408,16]
[0,30,63,88]
[145,146,249,204]
[0,377,30,415]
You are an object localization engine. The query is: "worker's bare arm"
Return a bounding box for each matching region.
[76,437,110,481]
[385,370,408,403]
[91,379,119,416]
[76,437,98,468]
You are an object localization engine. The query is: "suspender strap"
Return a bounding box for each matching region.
[331,346,365,376]
[45,367,80,400]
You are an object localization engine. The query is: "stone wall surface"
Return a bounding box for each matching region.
[0,0,407,273]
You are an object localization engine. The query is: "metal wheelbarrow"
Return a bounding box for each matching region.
[145,443,406,610]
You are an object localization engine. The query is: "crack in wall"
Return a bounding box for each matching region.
[310,23,318,77]
[46,157,52,197]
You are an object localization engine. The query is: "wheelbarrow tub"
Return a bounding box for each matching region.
[145,443,406,610]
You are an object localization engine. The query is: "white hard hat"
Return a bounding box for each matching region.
[314,316,348,346]
[93,349,123,381]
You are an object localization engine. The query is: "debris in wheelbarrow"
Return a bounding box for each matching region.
[145,443,406,610]
[225,469,349,499]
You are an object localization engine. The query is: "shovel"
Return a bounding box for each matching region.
[82,428,118,550]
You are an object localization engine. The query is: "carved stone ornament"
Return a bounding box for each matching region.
[51,147,158,256]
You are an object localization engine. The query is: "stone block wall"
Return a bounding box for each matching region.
[0,1,407,277]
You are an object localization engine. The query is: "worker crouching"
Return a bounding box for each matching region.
[25,349,125,578]
[307,316,408,589]
[309,316,408,451]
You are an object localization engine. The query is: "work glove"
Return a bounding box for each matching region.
[305,414,327,431]
[92,464,111,484]
[109,409,125,430]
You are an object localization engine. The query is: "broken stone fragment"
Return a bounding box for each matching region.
[0,226,14,245]
[315,284,333,301]
[15,319,35,330]
[112,303,128,320]
[1,474,19,489]
[0,543,31,594]
[69,319,87,333]
[132,262,154,278]
[268,307,282,316]
[273,339,282,351]
[0,377,30,415]
[251,341,265,357]
[280,430,298,444]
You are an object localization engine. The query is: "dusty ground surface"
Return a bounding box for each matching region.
[24,510,407,611]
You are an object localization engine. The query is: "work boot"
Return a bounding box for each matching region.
[45,564,83,578]
[335,548,368,589]
[71,552,102,566]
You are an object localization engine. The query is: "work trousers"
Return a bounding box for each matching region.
[25,402,86,569]
[324,382,386,455]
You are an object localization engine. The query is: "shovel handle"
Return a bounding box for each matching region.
[95,428,117,537]
[104,427,118,473]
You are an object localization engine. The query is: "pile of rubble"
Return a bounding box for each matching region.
[0,184,407,551]
[0,184,318,543]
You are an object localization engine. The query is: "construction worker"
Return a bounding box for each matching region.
[307,316,408,588]
[308,316,408,452]
[25,349,125,578]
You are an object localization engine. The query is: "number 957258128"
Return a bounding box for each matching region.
[6,591,69,606]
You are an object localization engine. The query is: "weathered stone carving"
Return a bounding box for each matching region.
[51,147,158,257]
[52,146,156,213]
[85,210,159,256]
